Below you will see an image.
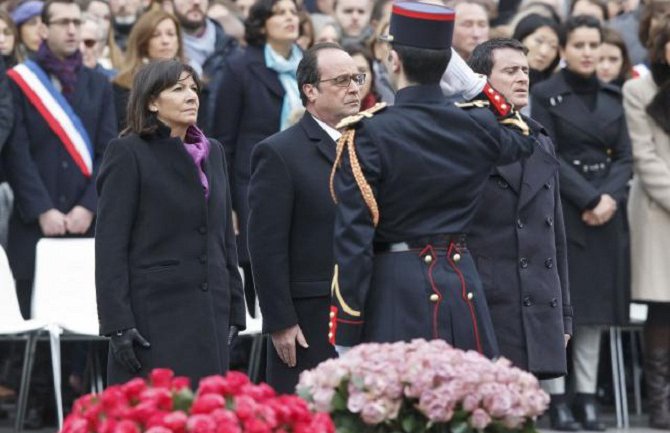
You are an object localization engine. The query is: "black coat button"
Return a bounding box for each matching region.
[545,216,554,227]
[497,179,509,189]
[200,282,208,291]
[544,182,552,189]
[519,257,529,269]
[61,161,69,169]
[545,258,554,269]
[198,226,206,234]
[550,298,558,308]
[517,218,524,229]
[199,254,207,264]
[59,195,67,204]
[523,296,532,306]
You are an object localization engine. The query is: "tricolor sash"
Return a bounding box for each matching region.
[7,60,93,177]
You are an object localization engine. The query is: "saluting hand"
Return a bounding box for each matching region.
[271,324,309,368]
[39,209,67,236]
[65,206,94,234]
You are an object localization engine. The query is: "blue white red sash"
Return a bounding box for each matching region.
[7,60,93,177]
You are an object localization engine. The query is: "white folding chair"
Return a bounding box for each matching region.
[31,238,105,429]
[0,246,47,432]
[237,267,264,382]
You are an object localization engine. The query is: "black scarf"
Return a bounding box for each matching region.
[35,42,82,101]
[647,62,670,134]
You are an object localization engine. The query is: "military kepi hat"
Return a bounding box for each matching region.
[382,1,455,50]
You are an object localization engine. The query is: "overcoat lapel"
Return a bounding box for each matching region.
[518,144,559,209]
[300,113,336,163]
[247,47,285,99]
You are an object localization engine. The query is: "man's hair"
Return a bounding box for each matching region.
[42,0,79,24]
[559,14,602,47]
[391,43,451,85]
[468,38,527,76]
[245,0,297,46]
[297,42,343,106]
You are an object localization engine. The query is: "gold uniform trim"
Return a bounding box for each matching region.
[330,264,361,317]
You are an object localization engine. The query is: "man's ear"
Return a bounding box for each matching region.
[303,83,318,103]
[38,21,49,40]
[388,49,402,74]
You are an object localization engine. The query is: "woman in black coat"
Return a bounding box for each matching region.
[212,0,301,307]
[531,15,632,431]
[96,60,246,385]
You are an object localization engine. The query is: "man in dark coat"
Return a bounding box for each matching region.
[0,56,14,243]
[329,1,537,356]
[466,38,572,380]
[247,43,362,393]
[2,0,117,318]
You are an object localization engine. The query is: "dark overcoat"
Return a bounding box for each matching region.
[2,65,117,280]
[531,71,632,327]
[468,122,572,379]
[247,113,338,394]
[330,84,538,358]
[212,45,284,264]
[95,124,246,385]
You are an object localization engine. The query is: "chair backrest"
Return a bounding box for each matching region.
[0,245,30,330]
[31,238,99,335]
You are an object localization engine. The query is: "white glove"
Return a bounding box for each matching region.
[440,48,487,100]
[335,345,351,356]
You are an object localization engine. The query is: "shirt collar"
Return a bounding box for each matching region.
[311,114,341,141]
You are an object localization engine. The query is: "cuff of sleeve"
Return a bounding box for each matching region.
[329,306,363,346]
[99,316,136,337]
[584,195,601,211]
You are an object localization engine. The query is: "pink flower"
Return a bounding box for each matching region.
[163,411,188,433]
[145,427,174,433]
[470,408,492,429]
[346,391,366,413]
[150,369,175,389]
[185,414,216,433]
[113,419,141,433]
[191,394,226,414]
[360,401,387,425]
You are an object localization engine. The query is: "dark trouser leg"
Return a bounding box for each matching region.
[644,303,670,430]
[241,263,256,317]
[15,279,32,320]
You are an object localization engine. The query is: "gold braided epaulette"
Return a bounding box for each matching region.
[329,103,387,227]
[454,99,490,109]
[335,102,387,129]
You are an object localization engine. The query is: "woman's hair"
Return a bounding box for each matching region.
[0,10,23,65]
[638,0,670,49]
[512,13,561,72]
[124,60,201,136]
[559,14,602,47]
[646,17,670,134]
[245,0,297,46]
[114,10,184,89]
[601,26,632,81]
[569,0,608,20]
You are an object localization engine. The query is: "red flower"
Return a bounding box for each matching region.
[145,426,175,433]
[98,418,118,433]
[211,409,241,433]
[61,416,89,433]
[197,376,228,396]
[151,369,175,389]
[239,384,275,402]
[129,400,160,424]
[163,411,188,433]
[141,387,174,411]
[122,378,147,402]
[113,419,141,433]
[186,414,216,433]
[233,395,256,420]
[191,394,226,414]
[172,377,191,391]
[242,418,271,433]
[222,372,251,395]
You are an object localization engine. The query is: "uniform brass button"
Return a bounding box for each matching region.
[424,255,433,264]
[328,321,333,328]
[430,294,439,302]
[453,253,461,262]
[328,332,333,339]
[467,292,473,300]
[501,103,507,110]
[519,257,528,269]
[494,95,500,101]
[607,148,612,156]
[329,311,335,318]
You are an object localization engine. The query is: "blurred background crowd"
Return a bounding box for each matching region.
[0,0,670,428]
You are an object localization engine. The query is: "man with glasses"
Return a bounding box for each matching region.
[247,42,362,394]
[328,2,538,357]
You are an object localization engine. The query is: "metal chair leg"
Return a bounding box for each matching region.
[615,328,629,428]
[15,333,38,433]
[630,330,643,415]
[247,334,264,383]
[48,326,64,429]
[610,327,623,429]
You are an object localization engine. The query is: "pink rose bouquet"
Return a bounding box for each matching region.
[61,369,335,433]
[297,339,549,433]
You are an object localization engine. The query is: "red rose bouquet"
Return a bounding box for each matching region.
[61,369,335,433]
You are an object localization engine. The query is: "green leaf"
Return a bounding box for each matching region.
[332,391,348,411]
[451,420,472,433]
[172,388,194,412]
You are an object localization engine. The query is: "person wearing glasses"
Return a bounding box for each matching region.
[212,0,302,322]
[80,13,116,78]
[1,0,116,426]
[247,42,362,394]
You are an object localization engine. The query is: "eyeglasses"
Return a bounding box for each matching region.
[1,28,13,37]
[82,39,98,48]
[318,73,366,87]
[48,18,83,28]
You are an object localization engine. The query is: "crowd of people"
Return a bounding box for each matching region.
[0,0,669,429]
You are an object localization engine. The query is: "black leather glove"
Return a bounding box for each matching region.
[228,325,239,346]
[110,328,151,373]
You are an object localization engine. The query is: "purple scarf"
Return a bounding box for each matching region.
[35,42,82,100]
[184,125,211,198]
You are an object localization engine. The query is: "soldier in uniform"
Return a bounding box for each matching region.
[328,1,538,356]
